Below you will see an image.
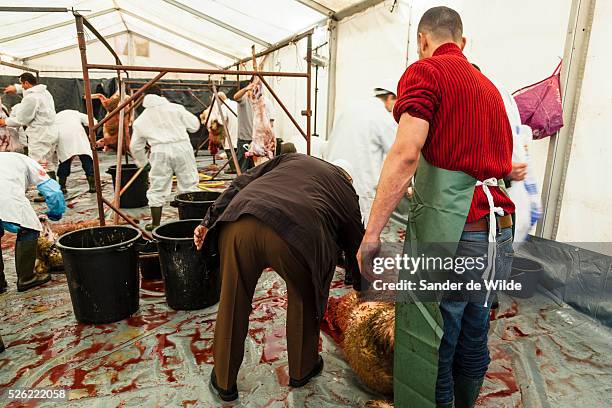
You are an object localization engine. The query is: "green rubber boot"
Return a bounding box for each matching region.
[15,240,51,292]
[453,376,484,408]
[87,176,96,193]
[145,207,162,231]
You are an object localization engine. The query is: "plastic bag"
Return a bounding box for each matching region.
[507,125,542,245]
[513,61,564,139]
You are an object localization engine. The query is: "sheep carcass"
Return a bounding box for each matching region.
[246,79,276,161]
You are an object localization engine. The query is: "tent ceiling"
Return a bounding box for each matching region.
[0,0,368,63]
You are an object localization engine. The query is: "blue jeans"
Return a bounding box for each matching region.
[435,227,514,405]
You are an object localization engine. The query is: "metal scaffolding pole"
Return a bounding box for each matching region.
[74,13,313,228]
[75,14,105,225]
[306,34,313,155]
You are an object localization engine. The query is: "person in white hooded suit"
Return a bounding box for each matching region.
[324,83,398,225]
[1,73,59,177]
[55,110,97,194]
[130,85,200,230]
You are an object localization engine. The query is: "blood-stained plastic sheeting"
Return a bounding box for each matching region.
[0,154,611,407]
[0,153,377,406]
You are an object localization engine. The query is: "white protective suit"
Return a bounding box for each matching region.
[130,94,200,207]
[324,97,397,224]
[5,84,59,172]
[55,110,94,162]
[222,99,238,149]
[0,152,50,231]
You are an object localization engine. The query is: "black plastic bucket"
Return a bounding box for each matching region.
[56,226,142,324]
[138,241,162,280]
[506,257,542,298]
[153,219,220,310]
[170,191,221,220]
[106,164,149,208]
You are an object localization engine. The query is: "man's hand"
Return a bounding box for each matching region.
[194,225,208,250]
[357,233,382,283]
[3,85,16,94]
[509,162,527,181]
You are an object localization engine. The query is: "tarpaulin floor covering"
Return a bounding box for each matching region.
[1,153,611,407]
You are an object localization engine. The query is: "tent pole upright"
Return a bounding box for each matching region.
[113,79,127,224]
[75,14,105,226]
[306,33,313,155]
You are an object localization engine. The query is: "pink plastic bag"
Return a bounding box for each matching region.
[513,61,564,139]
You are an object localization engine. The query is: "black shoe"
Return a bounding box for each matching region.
[289,356,324,388]
[210,369,238,402]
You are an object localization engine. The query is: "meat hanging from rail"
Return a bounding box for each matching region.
[0,104,24,153]
[246,78,276,161]
[202,103,226,156]
[91,92,131,152]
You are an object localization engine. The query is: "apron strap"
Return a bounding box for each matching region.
[475,178,505,307]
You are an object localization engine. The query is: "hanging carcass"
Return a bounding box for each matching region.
[246,78,276,163]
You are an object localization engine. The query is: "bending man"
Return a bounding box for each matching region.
[193,153,363,402]
[55,110,97,194]
[0,152,66,293]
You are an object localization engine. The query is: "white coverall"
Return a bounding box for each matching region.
[55,110,94,162]
[5,84,59,172]
[130,94,200,207]
[324,98,397,224]
[223,99,239,149]
[0,152,50,231]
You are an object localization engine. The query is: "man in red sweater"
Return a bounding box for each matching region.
[358,6,515,408]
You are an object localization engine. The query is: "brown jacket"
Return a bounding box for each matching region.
[202,153,364,319]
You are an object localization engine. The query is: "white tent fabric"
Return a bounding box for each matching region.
[0,0,362,62]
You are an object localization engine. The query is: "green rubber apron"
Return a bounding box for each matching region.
[393,156,507,407]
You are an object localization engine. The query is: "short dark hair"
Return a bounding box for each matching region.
[417,6,463,42]
[144,84,162,96]
[19,72,37,85]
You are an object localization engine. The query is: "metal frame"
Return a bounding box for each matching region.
[537,0,597,239]
[74,12,313,229]
[296,0,335,17]
[22,30,128,61]
[0,59,40,81]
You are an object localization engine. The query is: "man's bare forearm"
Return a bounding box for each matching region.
[365,113,428,239]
